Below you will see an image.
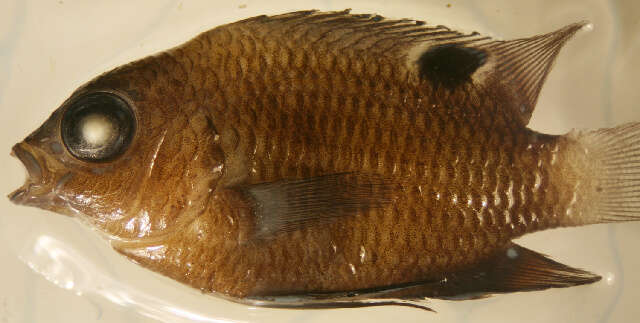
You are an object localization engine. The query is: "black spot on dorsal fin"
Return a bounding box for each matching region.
[417,44,488,90]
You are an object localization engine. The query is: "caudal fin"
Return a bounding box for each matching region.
[580,122,640,222]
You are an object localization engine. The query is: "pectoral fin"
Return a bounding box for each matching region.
[238,173,392,239]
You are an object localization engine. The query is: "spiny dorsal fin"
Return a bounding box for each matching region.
[230,9,491,55]
[240,173,392,239]
[478,22,587,125]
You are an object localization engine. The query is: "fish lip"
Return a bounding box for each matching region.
[8,186,28,204]
[11,143,43,182]
[8,143,45,205]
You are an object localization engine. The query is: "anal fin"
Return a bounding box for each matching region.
[434,243,601,299]
[239,243,599,311]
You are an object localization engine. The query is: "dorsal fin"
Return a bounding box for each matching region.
[220,11,586,126]
[479,22,587,125]
[226,9,492,55]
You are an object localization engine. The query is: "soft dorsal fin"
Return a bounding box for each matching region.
[478,22,587,125]
[239,173,392,239]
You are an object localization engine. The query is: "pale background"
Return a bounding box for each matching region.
[1,0,639,322]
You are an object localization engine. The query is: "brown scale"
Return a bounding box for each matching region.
[12,10,640,310]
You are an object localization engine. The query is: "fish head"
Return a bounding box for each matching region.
[9,56,226,239]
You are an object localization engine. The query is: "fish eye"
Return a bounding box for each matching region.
[61,92,135,162]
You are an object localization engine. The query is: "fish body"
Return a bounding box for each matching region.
[9,10,639,309]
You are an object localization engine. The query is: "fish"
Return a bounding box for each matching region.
[8,9,640,311]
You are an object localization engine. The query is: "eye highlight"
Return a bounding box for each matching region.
[61,92,135,162]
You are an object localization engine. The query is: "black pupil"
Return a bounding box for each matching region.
[61,92,135,162]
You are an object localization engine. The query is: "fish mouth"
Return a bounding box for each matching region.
[9,143,75,214]
[9,143,46,206]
